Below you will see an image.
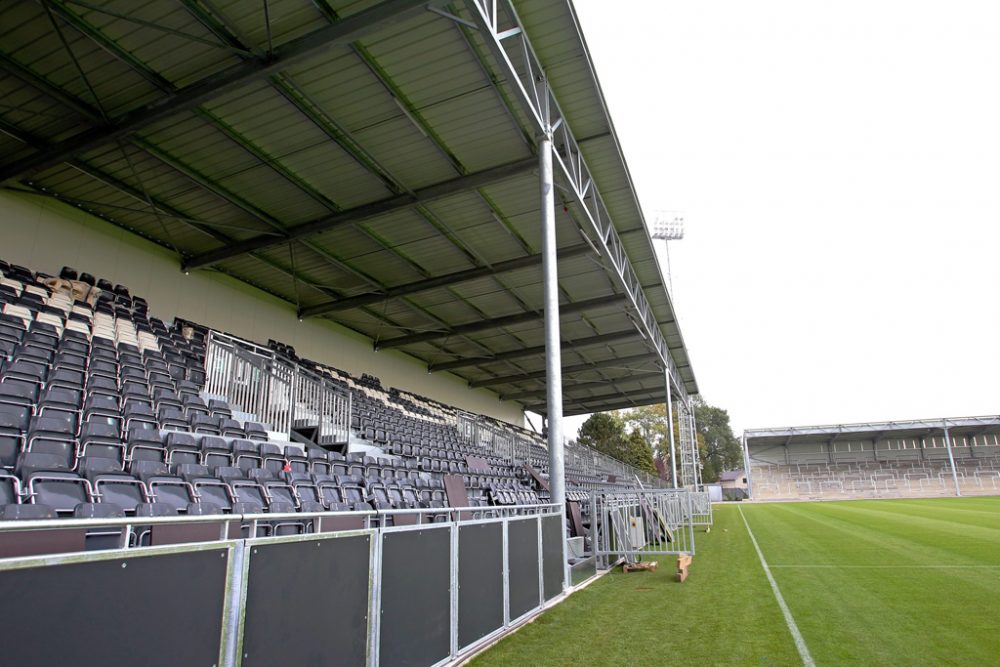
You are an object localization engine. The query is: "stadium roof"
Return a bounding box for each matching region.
[744,415,1000,445]
[0,0,698,416]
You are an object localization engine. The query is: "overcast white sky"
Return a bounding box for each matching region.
[570,0,1000,434]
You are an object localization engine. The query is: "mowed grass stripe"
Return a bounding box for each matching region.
[470,506,799,667]
[742,499,1000,665]
[743,501,1000,568]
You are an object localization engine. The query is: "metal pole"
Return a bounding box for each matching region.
[942,423,961,497]
[689,402,700,492]
[742,433,753,500]
[665,370,678,489]
[688,407,696,489]
[539,134,567,588]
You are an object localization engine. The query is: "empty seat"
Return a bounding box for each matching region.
[123,402,158,432]
[81,457,147,515]
[19,453,92,515]
[165,432,200,466]
[233,440,261,471]
[0,472,21,504]
[260,443,286,474]
[189,413,220,435]
[267,501,304,535]
[245,422,268,441]
[0,408,27,469]
[126,429,165,464]
[0,379,37,410]
[191,479,233,513]
[200,436,233,468]
[173,463,211,482]
[263,481,298,509]
[25,416,77,469]
[146,475,196,511]
[309,450,332,476]
[78,421,126,464]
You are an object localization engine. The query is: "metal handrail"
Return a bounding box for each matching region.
[203,331,351,445]
[0,503,561,534]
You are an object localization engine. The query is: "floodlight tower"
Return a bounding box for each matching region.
[650,212,689,488]
[649,212,685,297]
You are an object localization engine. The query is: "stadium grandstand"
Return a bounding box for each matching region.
[743,416,1000,501]
[0,0,707,665]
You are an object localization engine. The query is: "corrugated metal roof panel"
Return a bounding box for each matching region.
[0,3,162,117]
[0,0,701,408]
[209,0,328,52]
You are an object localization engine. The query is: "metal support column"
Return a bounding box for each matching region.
[665,372,678,489]
[689,402,701,492]
[742,433,753,499]
[539,134,567,589]
[942,423,961,496]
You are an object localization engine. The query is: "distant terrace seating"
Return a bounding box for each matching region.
[751,457,1000,500]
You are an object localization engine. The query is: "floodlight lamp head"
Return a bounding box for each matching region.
[650,212,685,240]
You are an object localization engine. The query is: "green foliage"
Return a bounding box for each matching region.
[692,396,743,483]
[578,411,658,478]
[577,412,626,460]
[622,429,657,475]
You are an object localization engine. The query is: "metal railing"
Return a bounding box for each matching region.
[564,438,662,487]
[690,490,714,527]
[203,331,350,445]
[456,411,534,464]
[0,503,567,667]
[457,412,665,487]
[591,489,697,568]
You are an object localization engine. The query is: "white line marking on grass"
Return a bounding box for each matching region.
[738,506,815,667]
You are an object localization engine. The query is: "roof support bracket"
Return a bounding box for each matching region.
[465,0,688,402]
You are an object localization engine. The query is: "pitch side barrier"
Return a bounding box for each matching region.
[591,488,698,568]
[690,490,714,528]
[0,504,569,666]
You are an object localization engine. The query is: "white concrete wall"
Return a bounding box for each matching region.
[0,190,524,425]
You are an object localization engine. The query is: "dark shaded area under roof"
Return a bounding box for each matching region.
[0,0,698,416]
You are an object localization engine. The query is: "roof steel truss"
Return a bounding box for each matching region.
[464,0,687,402]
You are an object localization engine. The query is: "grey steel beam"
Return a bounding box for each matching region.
[468,352,656,389]
[374,293,623,350]
[742,433,753,499]
[0,51,102,122]
[300,243,591,318]
[666,369,677,488]
[182,156,536,270]
[528,387,667,416]
[0,0,436,184]
[527,386,666,413]
[427,329,639,373]
[502,375,653,402]
[44,0,175,93]
[942,423,961,497]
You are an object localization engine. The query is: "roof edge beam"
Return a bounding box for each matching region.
[503,376,653,402]
[527,388,666,416]
[469,352,656,389]
[182,156,536,270]
[375,294,623,350]
[428,329,639,373]
[301,243,591,318]
[0,0,436,185]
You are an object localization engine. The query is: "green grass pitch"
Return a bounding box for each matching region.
[470,497,1000,666]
